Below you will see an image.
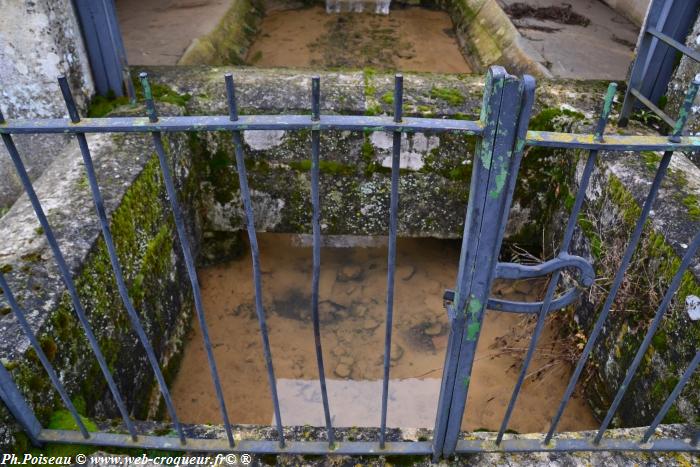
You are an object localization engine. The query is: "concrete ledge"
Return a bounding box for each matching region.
[177,0,265,66]
[67,423,698,466]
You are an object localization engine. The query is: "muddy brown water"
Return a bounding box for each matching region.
[171,234,596,433]
[246,6,472,73]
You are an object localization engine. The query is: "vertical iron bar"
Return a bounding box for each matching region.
[595,230,700,443]
[547,77,700,442]
[1,133,137,441]
[670,74,700,142]
[619,0,669,125]
[642,349,700,442]
[58,77,185,443]
[139,73,234,447]
[380,74,403,449]
[432,68,507,460]
[0,360,43,446]
[224,73,285,448]
[0,272,88,438]
[497,83,617,444]
[436,69,535,459]
[310,76,334,446]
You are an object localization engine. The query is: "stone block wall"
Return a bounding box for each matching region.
[0,0,95,214]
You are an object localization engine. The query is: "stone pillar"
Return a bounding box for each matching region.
[0,0,95,212]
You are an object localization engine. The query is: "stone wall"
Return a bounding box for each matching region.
[558,130,700,428]
[435,0,551,77]
[177,0,265,66]
[142,66,607,259]
[0,0,94,217]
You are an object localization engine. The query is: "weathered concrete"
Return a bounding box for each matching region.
[603,0,651,26]
[0,0,94,216]
[177,0,265,66]
[435,0,551,77]
[499,0,639,80]
[69,423,697,466]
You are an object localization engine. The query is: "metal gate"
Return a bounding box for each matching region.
[1,67,699,458]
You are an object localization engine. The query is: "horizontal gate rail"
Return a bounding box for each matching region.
[0,67,699,458]
[36,429,699,454]
[4,117,700,151]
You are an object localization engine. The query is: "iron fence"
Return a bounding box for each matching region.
[0,66,699,458]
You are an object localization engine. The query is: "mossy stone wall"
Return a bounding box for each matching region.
[561,142,700,428]
[0,104,201,451]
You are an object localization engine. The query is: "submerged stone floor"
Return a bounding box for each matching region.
[172,234,596,432]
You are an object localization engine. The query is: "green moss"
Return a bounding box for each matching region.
[416,105,436,117]
[365,102,382,116]
[87,83,192,118]
[289,159,354,175]
[578,215,602,259]
[360,134,390,176]
[430,87,465,106]
[25,410,98,459]
[529,108,585,132]
[381,91,394,106]
[363,68,383,116]
[509,107,587,252]
[177,0,263,65]
[453,112,477,120]
[87,91,131,118]
[363,67,377,96]
[188,133,239,205]
[682,194,700,221]
[582,174,700,425]
[385,455,429,466]
[651,330,669,354]
[20,252,43,263]
[641,151,662,172]
[7,144,196,439]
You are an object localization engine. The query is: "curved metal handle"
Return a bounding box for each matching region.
[443,253,594,315]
